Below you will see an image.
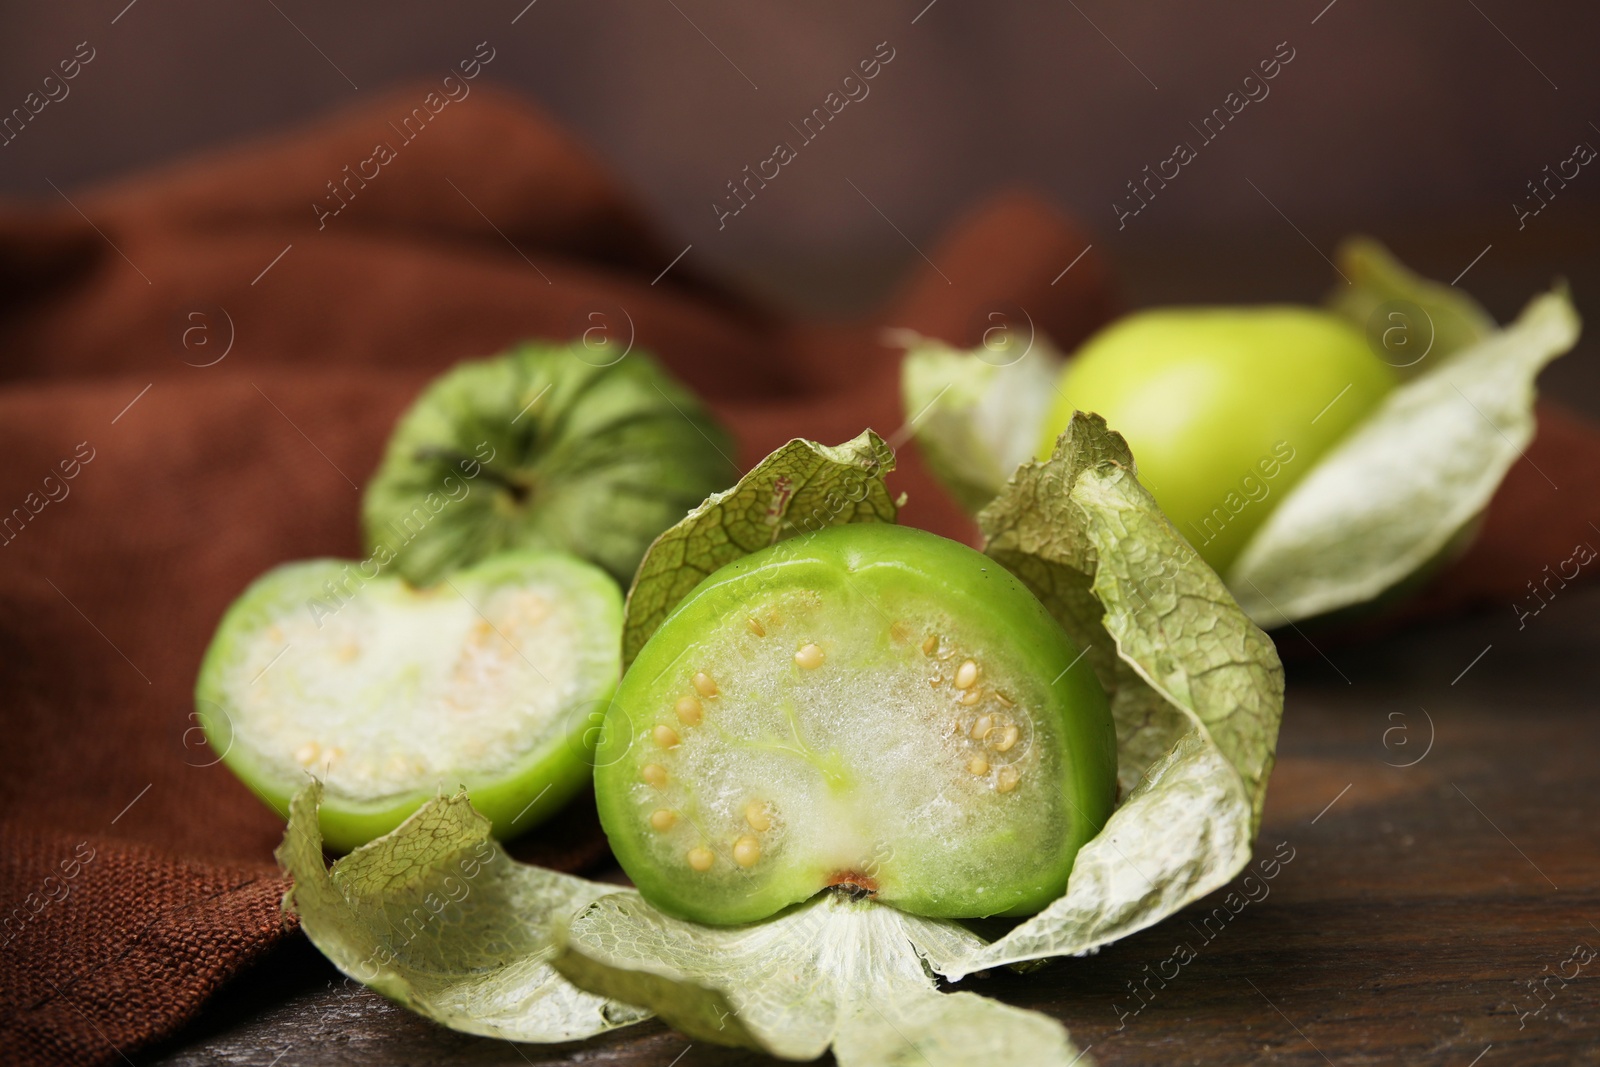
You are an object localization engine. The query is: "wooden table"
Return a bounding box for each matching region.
[150,570,1600,1065]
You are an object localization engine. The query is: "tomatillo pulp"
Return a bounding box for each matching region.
[594,524,1116,925]
[196,550,622,851]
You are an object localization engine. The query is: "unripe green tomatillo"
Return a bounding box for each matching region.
[363,342,734,589]
[1039,307,1398,573]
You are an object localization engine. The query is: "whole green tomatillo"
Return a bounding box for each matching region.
[1039,307,1398,572]
[594,522,1116,926]
[363,342,734,589]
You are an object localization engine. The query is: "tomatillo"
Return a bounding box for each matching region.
[594,523,1116,926]
[363,342,734,589]
[1039,307,1398,573]
[196,550,622,851]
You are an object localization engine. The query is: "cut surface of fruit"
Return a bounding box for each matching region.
[196,550,621,850]
[362,343,734,588]
[595,524,1116,925]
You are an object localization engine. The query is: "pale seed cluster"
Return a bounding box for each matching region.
[923,635,1026,794]
[637,616,1029,879]
[641,659,773,875]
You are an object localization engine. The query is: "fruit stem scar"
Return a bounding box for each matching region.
[826,871,879,895]
[413,446,532,503]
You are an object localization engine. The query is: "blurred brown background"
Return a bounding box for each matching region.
[3,1,1598,323]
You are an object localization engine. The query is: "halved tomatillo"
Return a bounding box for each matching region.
[594,523,1116,925]
[196,550,621,851]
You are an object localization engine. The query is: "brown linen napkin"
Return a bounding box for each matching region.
[0,84,1593,1066]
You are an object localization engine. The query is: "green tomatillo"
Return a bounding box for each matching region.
[196,550,622,851]
[594,522,1117,926]
[363,342,735,589]
[1037,307,1397,572]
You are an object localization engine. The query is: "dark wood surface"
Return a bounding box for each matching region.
[149,575,1600,1066]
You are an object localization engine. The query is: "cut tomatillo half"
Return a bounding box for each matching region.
[594,523,1117,926]
[196,550,622,852]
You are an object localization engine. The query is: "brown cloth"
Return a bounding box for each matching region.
[0,86,1594,1066]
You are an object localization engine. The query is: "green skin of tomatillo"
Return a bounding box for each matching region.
[362,343,734,590]
[1041,307,1398,574]
[595,523,1117,926]
[195,550,621,852]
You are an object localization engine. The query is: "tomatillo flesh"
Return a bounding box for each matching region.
[196,550,622,851]
[595,523,1116,925]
